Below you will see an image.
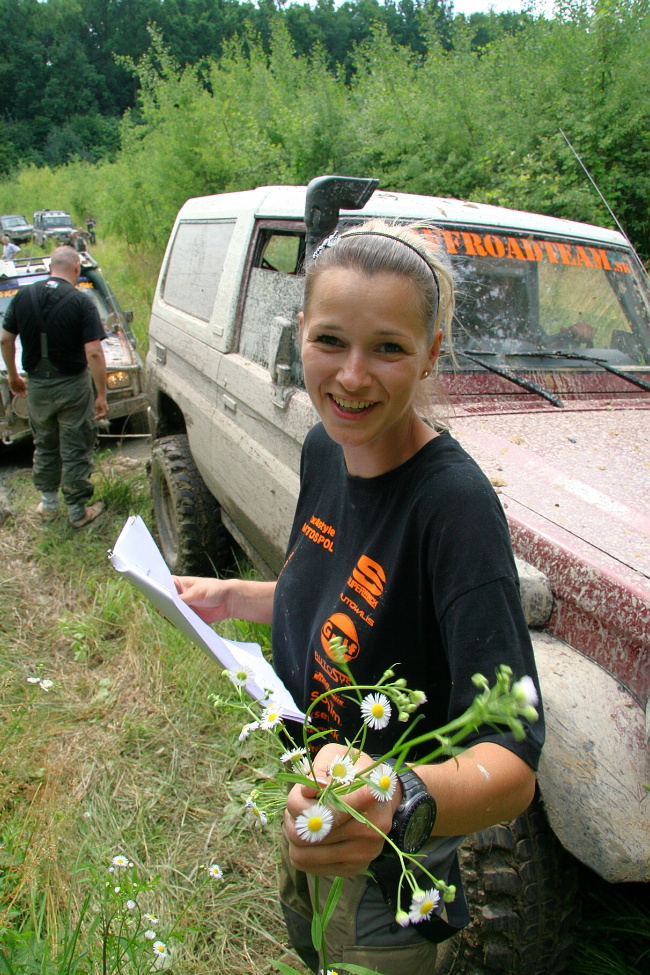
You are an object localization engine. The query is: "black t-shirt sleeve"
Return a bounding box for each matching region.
[78,293,106,344]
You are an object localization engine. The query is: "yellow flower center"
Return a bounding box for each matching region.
[267,711,278,721]
[379,775,391,791]
[371,702,385,718]
[420,900,434,914]
[308,816,323,832]
[332,762,347,777]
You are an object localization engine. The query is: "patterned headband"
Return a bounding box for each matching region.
[311,229,440,301]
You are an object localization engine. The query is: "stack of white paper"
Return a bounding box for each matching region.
[108,515,305,722]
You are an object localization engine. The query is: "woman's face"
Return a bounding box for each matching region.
[300,268,442,476]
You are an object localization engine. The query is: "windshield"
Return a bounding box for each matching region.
[0,275,111,333]
[42,215,73,229]
[2,216,28,229]
[417,227,650,367]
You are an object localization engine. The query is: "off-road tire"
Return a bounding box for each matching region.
[150,434,233,576]
[435,794,579,975]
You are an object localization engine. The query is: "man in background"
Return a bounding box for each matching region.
[1,245,107,528]
[2,235,20,261]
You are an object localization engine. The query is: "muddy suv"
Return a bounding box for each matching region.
[146,176,649,974]
[0,252,147,444]
[33,209,74,247]
[0,215,34,244]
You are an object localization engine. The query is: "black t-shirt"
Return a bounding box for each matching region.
[273,423,544,769]
[4,276,105,375]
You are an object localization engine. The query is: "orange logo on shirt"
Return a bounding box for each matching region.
[348,555,386,609]
[320,613,360,662]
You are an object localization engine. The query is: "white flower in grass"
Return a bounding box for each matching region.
[260,702,284,730]
[295,803,334,843]
[280,746,307,765]
[152,941,167,957]
[293,756,312,776]
[226,665,255,688]
[328,753,355,785]
[151,941,171,968]
[360,693,392,730]
[513,675,539,707]
[27,676,40,684]
[144,930,156,940]
[408,887,440,923]
[114,887,121,893]
[245,798,268,828]
[207,863,223,880]
[238,721,259,742]
[126,900,136,910]
[143,914,159,925]
[39,679,54,690]
[111,854,130,868]
[368,764,397,802]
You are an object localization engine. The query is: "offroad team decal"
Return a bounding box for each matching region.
[302,518,387,742]
[414,227,632,274]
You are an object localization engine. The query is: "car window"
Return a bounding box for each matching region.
[239,229,304,382]
[162,219,235,322]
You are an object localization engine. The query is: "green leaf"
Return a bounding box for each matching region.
[321,875,344,930]
[273,962,305,975]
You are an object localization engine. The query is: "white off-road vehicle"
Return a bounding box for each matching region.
[145,176,649,974]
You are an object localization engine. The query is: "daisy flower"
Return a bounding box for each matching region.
[368,764,397,802]
[111,854,130,868]
[293,756,312,776]
[295,803,334,843]
[143,914,159,925]
[360,693,392,730]
[226,665,255,688]
[245,798,268,828]
[513,675,539,707]
[126,899,136,910]
[280,746,307,765]
[144,930,156,940]
[260,703,284,730]
[39,679,54,690]
[328,753,355,785]
[238,721,259,742]
[27,676,40,684]
[207,864,224,880]
[408,888,440,923]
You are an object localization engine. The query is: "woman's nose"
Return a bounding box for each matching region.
[338,349,370,390]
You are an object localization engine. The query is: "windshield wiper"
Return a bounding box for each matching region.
[510,351,650,393]
[459,350,564,407]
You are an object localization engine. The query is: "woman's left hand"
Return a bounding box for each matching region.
[284,743,401,877]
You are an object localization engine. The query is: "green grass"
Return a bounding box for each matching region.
[0,449,647,974]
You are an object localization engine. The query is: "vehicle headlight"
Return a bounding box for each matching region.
[107,371,131,389]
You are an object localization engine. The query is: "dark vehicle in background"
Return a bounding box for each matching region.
[33,209,74,247]
[0,253,147,445]
[0,215,34,244]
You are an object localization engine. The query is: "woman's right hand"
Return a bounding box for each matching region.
[173,576,233,622]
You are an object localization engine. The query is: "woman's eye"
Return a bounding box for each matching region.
[315,333,343,347]
[378,342,405,355]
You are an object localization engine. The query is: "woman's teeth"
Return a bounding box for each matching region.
[332,396,374,412]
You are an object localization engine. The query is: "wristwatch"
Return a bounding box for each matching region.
[385,760,437,854]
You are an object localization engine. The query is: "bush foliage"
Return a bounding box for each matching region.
[0,1,648,258]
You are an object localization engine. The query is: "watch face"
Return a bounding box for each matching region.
[403,797,435,852]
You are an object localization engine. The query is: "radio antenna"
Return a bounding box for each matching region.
[559,127,631,244]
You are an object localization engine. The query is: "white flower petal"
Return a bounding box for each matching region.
[408,887,440,923]
[368,764,397,801]
[360,693,392,730]
[295,803,334,843]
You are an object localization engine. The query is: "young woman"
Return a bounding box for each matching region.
[175,222,544,974]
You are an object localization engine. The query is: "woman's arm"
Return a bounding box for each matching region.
[284,740,535,878]
[174,576,276,624]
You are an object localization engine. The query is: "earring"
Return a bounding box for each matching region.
[422,370,430,379]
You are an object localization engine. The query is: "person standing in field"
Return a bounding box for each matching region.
[2,235,20,261]
[174,222,543,973]
[1,245,107,527]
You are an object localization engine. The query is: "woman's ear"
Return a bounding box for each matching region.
[429,328,443,369]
